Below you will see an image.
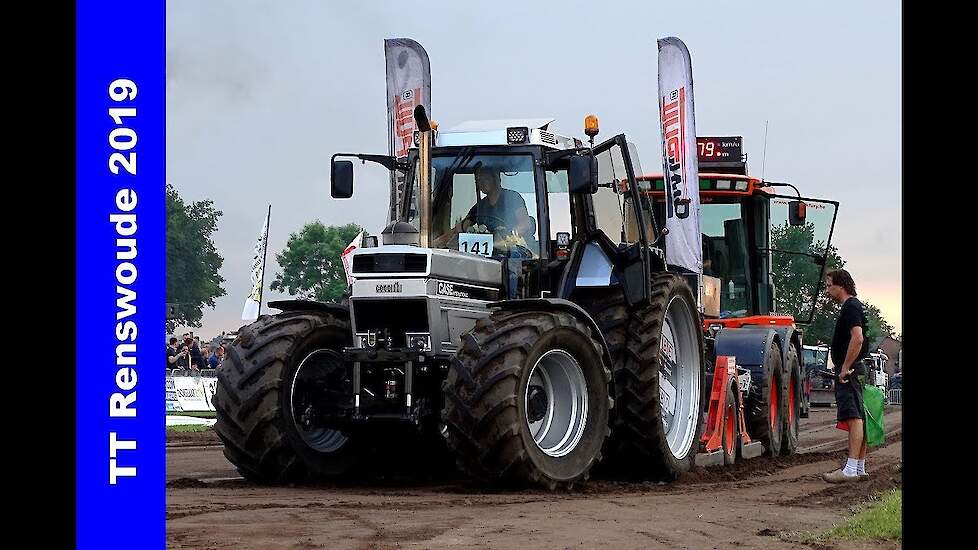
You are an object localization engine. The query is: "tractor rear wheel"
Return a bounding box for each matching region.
[746,341,785,456]
[781,344,802,455]
[610,273,706,480]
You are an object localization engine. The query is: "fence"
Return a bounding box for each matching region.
[166,370,220,412]
[887,388,902,405]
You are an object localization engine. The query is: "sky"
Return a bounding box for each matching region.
[166,0,901,339]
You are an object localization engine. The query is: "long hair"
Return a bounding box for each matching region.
[826,269,857,296]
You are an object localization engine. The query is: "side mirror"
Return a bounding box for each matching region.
[331,159,354,199]
[568,155,597,194]
[788,200,807,226]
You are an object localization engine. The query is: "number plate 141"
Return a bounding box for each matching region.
[458,233,492,257]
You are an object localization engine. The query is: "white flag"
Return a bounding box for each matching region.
[242,206,271,321]
[658,37,702,274]
[341,230,364,286]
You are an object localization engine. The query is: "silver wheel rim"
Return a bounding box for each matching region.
[659,295,701,459]
[524,349,589,458]
[289,349,349,453]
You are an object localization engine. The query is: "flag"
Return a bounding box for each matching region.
[657,36,702,274]
[241,206,270,321]
[341,230,364,286]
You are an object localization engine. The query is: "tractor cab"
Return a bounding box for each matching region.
[638,136,839,327]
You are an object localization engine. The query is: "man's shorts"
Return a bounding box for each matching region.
[835,376,865,424]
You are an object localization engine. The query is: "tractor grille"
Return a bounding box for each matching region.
[352,299,428,348]
[353,253,427,274]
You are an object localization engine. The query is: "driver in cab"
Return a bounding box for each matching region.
[435,163,535,249]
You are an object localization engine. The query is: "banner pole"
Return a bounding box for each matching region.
[258,204,270,317]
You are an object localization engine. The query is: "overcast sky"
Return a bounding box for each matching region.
[167,0,901,339]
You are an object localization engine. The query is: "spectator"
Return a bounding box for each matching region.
[189,335,204,369]
[166,337,186,370]
[821,269,871,484]
[209,345,225,369]
[179,332,204,372]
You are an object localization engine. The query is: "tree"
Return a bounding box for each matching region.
[771,222,842,345]
[166,183,225,332]
[270,222,363,303]
[863,302,895,344]
[770,223,894,345]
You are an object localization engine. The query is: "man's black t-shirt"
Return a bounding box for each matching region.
[467,188,528,234]
[831,296,870,374]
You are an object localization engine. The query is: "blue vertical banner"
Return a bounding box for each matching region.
[76,1,164,548]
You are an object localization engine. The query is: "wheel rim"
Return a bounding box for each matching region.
[524,349,589,458]
[769,378,779,430]
[289,349,349,453]
[724,399,735,456]
[659,294,701,459]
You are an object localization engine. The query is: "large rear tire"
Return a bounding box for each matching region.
[212,310,359,483]
[441,310,611,489]
[746,341,785,456]
[611,273,706,480]
[781,344,802,455]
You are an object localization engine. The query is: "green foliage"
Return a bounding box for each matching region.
[166,183,225,332]
[269,222,363,303]
[771,223,893,345]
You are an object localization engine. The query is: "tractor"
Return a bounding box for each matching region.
[638,135,839,462]
[213,109,708,488]
[804,344,835,407]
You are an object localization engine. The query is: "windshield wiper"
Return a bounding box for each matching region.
[431,147,475,207]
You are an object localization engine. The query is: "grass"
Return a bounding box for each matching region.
[166,410,216,418]
[806,489,901,542]
[166,424,212,433]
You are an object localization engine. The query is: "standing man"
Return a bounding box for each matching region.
[822,269,871,483]
[166,337,185,370]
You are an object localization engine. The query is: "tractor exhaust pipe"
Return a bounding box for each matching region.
[414,105,433,248]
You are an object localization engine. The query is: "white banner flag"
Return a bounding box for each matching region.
[241,206,271,321]
[385,38,432,223]
[341,230,364,286]
[657,37,702,274]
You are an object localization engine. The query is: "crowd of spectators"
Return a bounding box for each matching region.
[167,331,225,373]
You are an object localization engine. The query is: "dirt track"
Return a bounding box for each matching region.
[167,407,902,549]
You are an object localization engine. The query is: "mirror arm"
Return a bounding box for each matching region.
[543,147,591,167]
[762,181,802,199]
[332,153,405,172]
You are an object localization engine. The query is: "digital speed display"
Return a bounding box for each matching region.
[697,136,743,163]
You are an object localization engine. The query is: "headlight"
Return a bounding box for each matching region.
[406,332,431,351]
[506,126,528,144]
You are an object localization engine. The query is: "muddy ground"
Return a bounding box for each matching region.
[167,406,902,549]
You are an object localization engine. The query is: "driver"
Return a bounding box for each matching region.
[468,164,534,237]
[440,163,535,245]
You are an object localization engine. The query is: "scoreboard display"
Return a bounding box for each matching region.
[697,136,742,163]
[696,136,745,174]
